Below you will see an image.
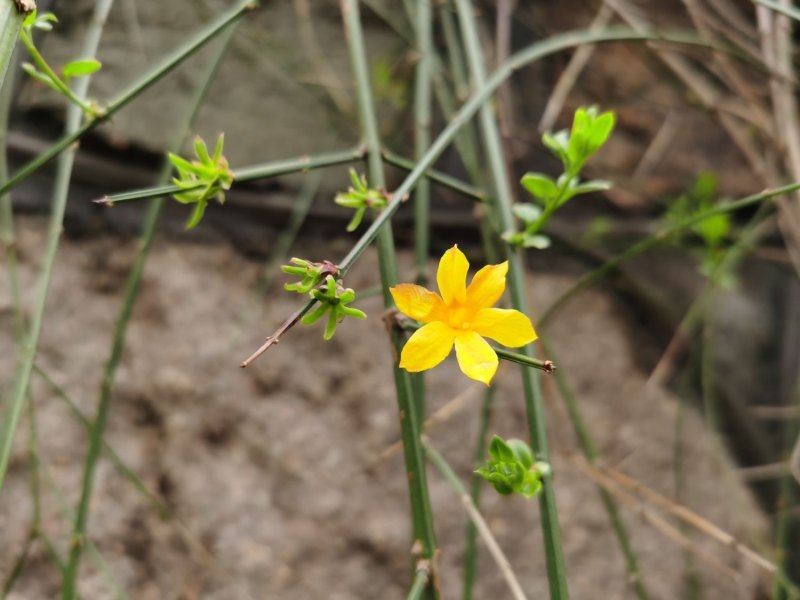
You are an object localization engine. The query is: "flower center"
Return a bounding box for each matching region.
[447,305,473,330]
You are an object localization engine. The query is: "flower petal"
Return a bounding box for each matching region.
[399,322,456,372]
[472,308,538,348]
[436,245,469,305]
[466,261,508,308]
[454,331,498,385]
[390,284,444,322]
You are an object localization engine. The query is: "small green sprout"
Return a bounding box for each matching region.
[281,258,340,294]
[665,173,734,286]
[505,106,615,249]
[20,9,104,118]
[475,435,550,499]
[301,275,366,340]
[168,134,234,229]
[335,169,389,232]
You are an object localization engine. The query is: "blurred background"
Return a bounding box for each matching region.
[1,0,799,598]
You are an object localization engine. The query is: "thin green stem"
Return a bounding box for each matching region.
[342,2,438,596]
[462,385,495,600]
[0,46,23,341]
[541,338,650,599]
[0,0,113,498]
[381,148,486,201]
[61,20,241,598]
[412,0,433,283]
[0,0,25,88]
[1,390,41,598]
[34,365,169,517]
[454,1,569,596]
[493,348,556,373]
[99,146,364,205]
[18,30,97,116]
[407,567,432,600]
[27,3,117,595]
[40,458,129,599]
[0,0,257,199]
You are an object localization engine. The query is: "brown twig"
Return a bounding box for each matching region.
[573,456,742,580]
[595,461,777,574]
[240,305,309,367]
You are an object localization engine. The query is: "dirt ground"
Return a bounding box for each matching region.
[0,218,769,599]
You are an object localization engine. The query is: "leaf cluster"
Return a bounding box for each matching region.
[300,276,366,340]
[281,258,340,294]
[334,169,389,232]
[20,10,104,118]
[665,172,734,285]
[505,106,615,249]
[475,435,549,499]
[168,134,234,229]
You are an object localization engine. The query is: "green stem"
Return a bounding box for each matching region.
[18,29,97,116]
[34,365,169,518]
[61,17,242,600]
[462,385,495,600]
[0,0,25,89]
[412,0,433,283]
[341,2,438,596]
[453,2,569,596]
[407,567,432,600]
[27,2,116,595]
[381,148,486,201]
[0,0,112,499]
[99,146,364,205]
[0,46,23,340]
[0,0,257,199]
[542,338,650,599]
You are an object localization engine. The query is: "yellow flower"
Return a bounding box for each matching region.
[390,245,537,385]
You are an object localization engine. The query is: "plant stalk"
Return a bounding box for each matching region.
[60,16,242,599]
[453,2,569,596]
[342,1,438,596]
[99,146,364,205]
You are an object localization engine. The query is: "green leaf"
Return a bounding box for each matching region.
[506,439,534,470]
[512,202,542,224]
[349,168,363,190]
[63,59,101,79]
[520,173,557,202]
[521,233,550,249]
[345,206,366,232]
[194,136,212,165]
[212,133,225,164]
[587,111,615,152]
[693,213,730,247]
[22,9,37,28]
[323,310,338,340]
[185,201,207,229]
[542,130,568,162]
[562,179,612,204]
[21,63,55,87]
[489,435,514,462]
[519,473,543,499]
[301,303,329,325]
